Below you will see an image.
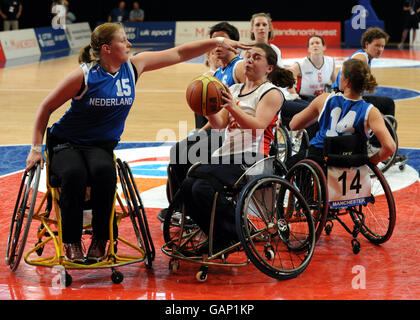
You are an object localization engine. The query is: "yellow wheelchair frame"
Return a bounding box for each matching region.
[6,153,155,286]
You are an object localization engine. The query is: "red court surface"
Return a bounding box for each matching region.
[0,171,419,300]
[0,46,419,301]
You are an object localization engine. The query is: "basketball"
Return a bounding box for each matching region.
[186,75,226,116]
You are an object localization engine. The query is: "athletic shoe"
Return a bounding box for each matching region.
[86,239,108,262]
[64,242,85,263]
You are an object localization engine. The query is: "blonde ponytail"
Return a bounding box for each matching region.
[77,22,124,64]
[78,44,93,63]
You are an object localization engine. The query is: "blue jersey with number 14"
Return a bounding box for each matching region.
[310,92,374,149]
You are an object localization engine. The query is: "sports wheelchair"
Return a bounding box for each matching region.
[5,150,155,287]
[161,155,317,282]
[279,113,405,174]
[282,134,396,254]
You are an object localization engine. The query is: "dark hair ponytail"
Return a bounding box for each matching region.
[253,43,294,88]
[268,66,294,88]
[342,59,377,94]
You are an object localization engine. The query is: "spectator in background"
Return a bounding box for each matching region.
[0,0,22,31]
[108,1,128,23]
[64,0,76,24]
[129,1,144,22]
[398,0,420,48]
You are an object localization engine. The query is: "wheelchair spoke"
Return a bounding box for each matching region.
[236,175,315,280]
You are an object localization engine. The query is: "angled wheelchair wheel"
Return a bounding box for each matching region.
[288,129,310,157]
[367,115,398,173]
[162,190,207,256]
[236,175,315,280]
[6,164,41,271]
[284,159,328,243]
[117,159,155,268]
[349,162,396,244]
[275,123,291,163]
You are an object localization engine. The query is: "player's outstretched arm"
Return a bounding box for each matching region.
[130,38,251,74]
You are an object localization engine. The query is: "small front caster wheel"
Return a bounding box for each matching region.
[65,272,72,287]
[111,270,124,284]
[196,266,208,282]
[351,239,361,255]
[325,221,333,235]
[169,258,180,272]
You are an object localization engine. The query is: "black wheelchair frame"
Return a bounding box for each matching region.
[161,156,317,281]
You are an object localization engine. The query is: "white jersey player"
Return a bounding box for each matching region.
[288,35,336,98]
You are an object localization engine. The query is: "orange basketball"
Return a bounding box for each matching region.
[186,75,226,116]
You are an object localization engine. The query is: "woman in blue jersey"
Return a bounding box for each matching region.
[288,58,396,169]
[331,27,395,118]
[194,22,246,129]
[25,22,249,263]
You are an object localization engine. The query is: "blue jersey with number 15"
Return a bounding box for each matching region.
[310,92,374,149]
[50,61,137,144]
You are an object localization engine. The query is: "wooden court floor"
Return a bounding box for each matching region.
[0,47,419,301]
[0,47,420,149]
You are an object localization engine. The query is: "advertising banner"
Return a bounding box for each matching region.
[65,22,92,49]
[271,21,341,46]
[175,21,250,45]
[35,26,70,53]
[0,28,41,60]
[122,22,176,46]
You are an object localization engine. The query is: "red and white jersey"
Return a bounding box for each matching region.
[295,56,335,96]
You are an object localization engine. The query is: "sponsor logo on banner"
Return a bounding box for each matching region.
[175,21,250,45]
[0,29,41,59]
[122,22,175,45]
[271,21,341,46]
[35,26,70,53]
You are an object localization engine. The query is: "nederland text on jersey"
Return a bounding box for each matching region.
[89,97,134,107]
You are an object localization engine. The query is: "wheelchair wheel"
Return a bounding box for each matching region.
[367,115,398,173]
[349,162,396,244]
[6,164,41,271]
[275,123,291,163]
[288,129,310,157]
[162,190,207,256]
[236,175,315,280]
[284,159,328,243]
[116,159,155,268]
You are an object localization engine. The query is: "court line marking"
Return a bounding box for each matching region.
[0,88,185,93]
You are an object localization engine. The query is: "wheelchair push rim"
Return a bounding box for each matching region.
[236,174,316,280]
[6,164,41,271]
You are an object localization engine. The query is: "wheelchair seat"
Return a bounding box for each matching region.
[323,134,369,168]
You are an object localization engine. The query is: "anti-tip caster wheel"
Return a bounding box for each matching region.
[196,266,208,282]
[169,258,180,272]
[264,244,275,261]
[65,272,72,287]
[351,239,361,255]
[111,270,124,284]
[325,221,333,235]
